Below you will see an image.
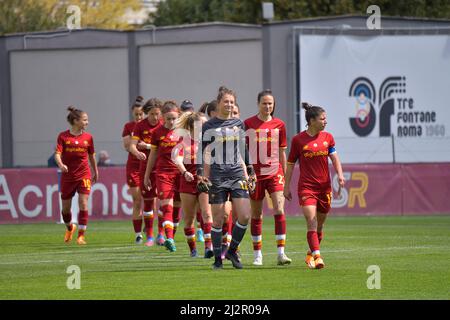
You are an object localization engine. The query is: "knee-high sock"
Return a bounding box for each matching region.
[133,218,143,234]
[229,221,247,253]
[211,227,223,259]
[161,204,174,240]
[157,210,164,236]
[196,210,204,231]
[251,218,263,251]
[307,231,320,255]
[143,211,154,238]
[77,210,88,236]
[274,214,286,255]
[184,227,196,252]
[173,207,181,236]
[203,222,212,250]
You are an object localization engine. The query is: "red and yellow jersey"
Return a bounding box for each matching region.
[287,131,335,193]
[244,115,287,180]
[131,119,161,159]
[122,121,140,170]
[55,130,95,181]
[151,125,179,174]
[177,137,198,174]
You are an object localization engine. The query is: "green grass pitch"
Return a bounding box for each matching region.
[0,216,449,300]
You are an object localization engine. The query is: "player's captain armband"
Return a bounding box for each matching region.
[328,146,336,154]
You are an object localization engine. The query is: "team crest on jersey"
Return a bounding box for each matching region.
[65,141,71,145]
[144,131,148,134]
[323,141,328,147]
[303,145,309,150]
[84,141,88,145]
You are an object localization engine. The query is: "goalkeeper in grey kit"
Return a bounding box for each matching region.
[196,86,257,269]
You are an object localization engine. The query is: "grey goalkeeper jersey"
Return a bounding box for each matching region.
[196,117,249,179]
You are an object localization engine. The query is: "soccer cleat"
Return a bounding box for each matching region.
[253,256,263,266]
[156,234,165,246]
[76,235,87,245]
[204,248,214,259]
[212,258,223,270]
[196,229,205,242]
[144,237,154,247]
[190,249,198,258]
[225,249,243,269]
[277,253,292,266]
[135,234,143,245]
[164,238,176,252]
[314,254,325,269]
[305,252,315,269]
[64,224,77,243]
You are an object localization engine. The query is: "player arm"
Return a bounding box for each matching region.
[129,137,147,160]
[54,152,68,173]
[329,150,345,188]
[88,153,99,183]
[144,145,158,183]
[279,147,287,174]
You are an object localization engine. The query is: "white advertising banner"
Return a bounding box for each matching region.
[299,34,450,163]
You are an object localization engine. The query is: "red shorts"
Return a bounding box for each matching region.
[250,174,285,201]
[60,178,91,200]
[156,172,181,200]
[140,170,157,199]
[126,167,141,188]
[299,190,332,214]
[179,174,198,195]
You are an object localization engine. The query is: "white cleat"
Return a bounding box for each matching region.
[253,256,263,266]
[277,253,292,266]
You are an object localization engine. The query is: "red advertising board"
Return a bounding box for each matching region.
[0,164,449,224]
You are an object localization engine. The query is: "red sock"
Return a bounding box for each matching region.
[62,211,72,230]
[251,218,263,251]
[173,207,181,236]
[318,232,323,244]
[184,227,196,252]
[222,217,229,246]
[161,204,174,239]
[133,219,143,233]
[203,222,212,249]
[274,214,286,248]
[143,213,154,238]
[157,211,164,236]
[307,231,320,254]
[78,210,88,237]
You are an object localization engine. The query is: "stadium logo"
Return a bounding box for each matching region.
[349,76,442,138]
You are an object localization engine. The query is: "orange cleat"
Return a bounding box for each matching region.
[305,251,315,269]
[314,254,324,269]
[64,224,77,243]
[76,235,87,245]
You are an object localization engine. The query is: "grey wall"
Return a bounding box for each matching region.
[139,40,262,121]
[10,48,129,166]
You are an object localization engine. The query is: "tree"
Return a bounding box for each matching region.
[0,0,142,36]
[149,0,450,26]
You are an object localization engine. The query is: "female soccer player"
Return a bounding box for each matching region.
[244,89,292,266]
[144,101,181,252]
[129,98,164,246]
[55,106,98,245]
[284,102,345,269]
[173,111,214,258]
[122,96,146,244]
[197,86,257,269]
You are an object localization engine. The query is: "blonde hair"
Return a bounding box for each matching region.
[175,111,205,134]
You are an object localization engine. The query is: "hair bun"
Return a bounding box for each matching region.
[67,106,76,112]
[136,96,144,103]
[301,102,313,110]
